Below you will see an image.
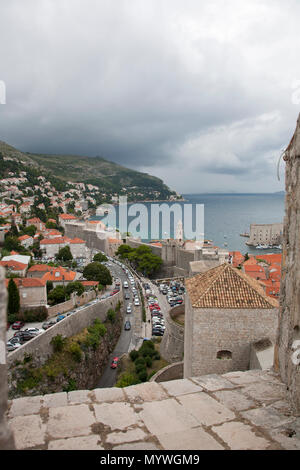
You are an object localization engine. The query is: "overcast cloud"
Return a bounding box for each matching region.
[0,0,299,193]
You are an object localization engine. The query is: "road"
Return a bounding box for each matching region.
[95,260,144,388]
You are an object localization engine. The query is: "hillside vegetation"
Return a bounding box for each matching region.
[0,140,179,201]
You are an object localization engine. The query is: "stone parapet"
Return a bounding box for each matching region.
[5,369,300,450]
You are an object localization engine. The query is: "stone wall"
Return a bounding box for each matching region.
[64,223,108,253]
[160,305,184,363]
[7,290,123,367]
[47,290,96,317]
[275,114,300,414]
[0,267,15,449]
[150,361,184,383]
[184,292,278,378]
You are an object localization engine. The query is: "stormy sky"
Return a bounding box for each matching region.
[0,0,299,193]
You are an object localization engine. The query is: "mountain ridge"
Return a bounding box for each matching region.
[0,140,179,201]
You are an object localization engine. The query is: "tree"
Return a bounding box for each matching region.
[7,278,20,316]
[56,245,73,262]
[83,262,112,286]
[46,280,54,294]
[65,281,84,297]
[137,252,163,276]
[93,252,108,263]
[21,225,37,237]
[116,244,133,259]
[47,285,66,305]
[4,236,22,253]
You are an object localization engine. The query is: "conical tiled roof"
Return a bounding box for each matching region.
[185,263,278,309]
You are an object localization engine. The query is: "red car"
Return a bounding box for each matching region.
[110,357,119,369]
[149,304,160,311]
[12,321,25,330]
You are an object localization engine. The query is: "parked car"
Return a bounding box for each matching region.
[42,321,56,330]
[7,342,21,352]
[11,321,25,330]
[124,320,131,331]
[23,328,43,336]
[13,331,35,342]
[110,357,119,369]
[134,298,140,306]
[8,336,22,346]
[56,315,66,322]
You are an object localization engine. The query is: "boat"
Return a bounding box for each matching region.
[256,244,271,249]
[240,232,250,238]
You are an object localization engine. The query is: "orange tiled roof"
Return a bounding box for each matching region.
[18,235,32,241]
[5,278,46,288]
[185,263,278,309]
[108,238,122,244]
[243,257,258,266]
[40,237,66,245]
[42,267,76,282]
[80,281,99,286]
[59,214,77,220]
[28,264,52,272]
[0,260,27,270]
[255,254,282,265]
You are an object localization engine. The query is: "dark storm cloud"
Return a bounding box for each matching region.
[0,0,300,192]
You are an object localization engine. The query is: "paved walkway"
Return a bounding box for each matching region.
[6,369,300,450]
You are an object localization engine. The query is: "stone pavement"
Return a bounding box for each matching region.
[6,369,300,450]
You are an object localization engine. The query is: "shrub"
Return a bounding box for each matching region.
[68,342,82,362]
[84,319,107,350]
[135,357,146,367]
[50,334,65,352]
[145,355,152,367]
[107,308,116,323]
[129,350,139,362]
[135,363,146,374]
[115,373,138,388]
[138,369,148,382]
[63,379,77,392]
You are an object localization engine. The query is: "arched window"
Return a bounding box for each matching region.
[217,350,232,360]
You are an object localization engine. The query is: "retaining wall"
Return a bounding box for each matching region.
[47,290,96,317]
[150,362,184,383]
[160,305,185,363]
[7,290,123,367]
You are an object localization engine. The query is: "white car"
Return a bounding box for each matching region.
[134,298,140,306]
[127,305,132,314]
[23,328,44,335]
[123,281,128,288]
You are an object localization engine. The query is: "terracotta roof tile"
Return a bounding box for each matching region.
[185,263,278,309]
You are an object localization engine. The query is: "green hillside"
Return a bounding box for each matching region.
[0,140,179,201]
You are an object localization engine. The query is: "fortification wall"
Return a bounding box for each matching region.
[7,290,123,367]
[275,114,300,414]
[64,223,108,253]
[160,305,184,363]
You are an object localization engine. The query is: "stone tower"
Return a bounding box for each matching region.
[274,113,300,415]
